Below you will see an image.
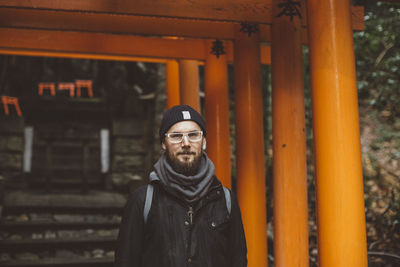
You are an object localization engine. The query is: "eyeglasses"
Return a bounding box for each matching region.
[165,131,203,144]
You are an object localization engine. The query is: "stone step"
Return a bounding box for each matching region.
[4,206,123,215]
[0,256,114,267]
[31,165,101,173]
[3,191,126,215]
[33,141,100,148]
[0,235,117,252]
[28,176,103,182]
[26,177,105,190]
[0,220,120,231]
[0,190,125,267]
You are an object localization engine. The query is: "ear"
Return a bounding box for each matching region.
[202,139,207,150]
[162,142,167,150]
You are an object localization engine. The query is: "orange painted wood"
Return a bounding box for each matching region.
[166,60,181,109]
[0,48,169,63]
[0,27,273,64]
[38,83,56,96]
[0,0,364,30]
[0,28,208,61]
[0,7,296,43]
[204,40,231,189]
[271,1,309,266]
[179,60,200,112]
[234,27,267,267]
[1,96,22,116]
[0,0,273,24]
[0,7,238,41]
[307,0,368,266]
[260,46,271,66]
[58,82,75,97]
[75,80,93,98]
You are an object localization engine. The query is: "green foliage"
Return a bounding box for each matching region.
[354,2,400,120]
[354,2,400,263]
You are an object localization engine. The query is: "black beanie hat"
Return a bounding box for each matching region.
[159,105,206,142]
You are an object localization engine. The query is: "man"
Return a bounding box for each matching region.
[115,105,247,267]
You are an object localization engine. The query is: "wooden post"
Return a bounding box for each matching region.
[166,60,181,108]
[307,0,368,266]
[179,59,201,112]
[234,25,268,267]
[271,1,309,266]
[204,40,231,188]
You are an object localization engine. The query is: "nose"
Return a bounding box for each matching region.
[181,135,191,146]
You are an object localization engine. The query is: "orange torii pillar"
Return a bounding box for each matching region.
[179,59,201,112]
[307,0,368,266]
[271,1,309,266]
[204,40,231,189]
[234,26,268,267]
[166,60,181,109]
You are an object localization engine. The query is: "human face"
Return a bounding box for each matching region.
[162,121,205,176]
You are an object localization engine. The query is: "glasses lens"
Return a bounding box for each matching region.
[168,133,184,143]
[188,131,202,142]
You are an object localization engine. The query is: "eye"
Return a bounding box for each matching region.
[188,132,201,138]
[169,133,183,139]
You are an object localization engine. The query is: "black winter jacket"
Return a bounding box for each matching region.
[114,177,247,267]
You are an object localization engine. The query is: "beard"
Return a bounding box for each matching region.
[166,147,203,176]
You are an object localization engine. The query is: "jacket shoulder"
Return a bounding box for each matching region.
[123,184,148,211]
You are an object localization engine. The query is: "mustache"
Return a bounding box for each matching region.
[177,150,196,155]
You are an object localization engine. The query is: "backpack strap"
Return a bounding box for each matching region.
[144,184,231,224]
[222,187,231,215]
[143,184,154,224]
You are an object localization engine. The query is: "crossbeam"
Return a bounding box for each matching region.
[0,4,364,38]
[0,0,293,24]
[0,28,271,64]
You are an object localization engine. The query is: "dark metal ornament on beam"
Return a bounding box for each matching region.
[210,40,226,58]
[276,0,302,21]
[239,23,259,37]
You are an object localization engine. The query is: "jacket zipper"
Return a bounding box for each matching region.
[185,188,220,263]
[187,206,194,263]
[188,206,194,225]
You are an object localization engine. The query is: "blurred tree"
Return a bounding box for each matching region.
[353,1,400,265]
[354,1,400,120]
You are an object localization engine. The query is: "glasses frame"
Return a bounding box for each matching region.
[165,130,203,144]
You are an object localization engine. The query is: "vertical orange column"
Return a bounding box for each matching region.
[204,40,231,189]
[307,0,368,266]
[271,1,309,266]
[179,59,201,112]
[166,60,180,109]
[234,26,268,267]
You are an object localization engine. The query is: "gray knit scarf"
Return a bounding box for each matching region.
[151,152,215,204]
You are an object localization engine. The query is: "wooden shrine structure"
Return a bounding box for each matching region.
[0,0,368,266]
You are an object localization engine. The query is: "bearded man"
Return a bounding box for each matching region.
[114,105,247,267]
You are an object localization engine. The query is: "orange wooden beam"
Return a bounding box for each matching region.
[0,7,297,43]
[307,0,368,266]
[0,6,314,45]
[204,40,231,189]
[0,27,272,65]
[234,27,268,267]
[271,1,309,266]
[0,1,364,29]
[0,48,169,63]
[0,0,273,23]
[0,7,238,41]
[0,28,208,61]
